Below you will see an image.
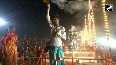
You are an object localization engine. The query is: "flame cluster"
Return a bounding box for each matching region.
[81,0,96,46]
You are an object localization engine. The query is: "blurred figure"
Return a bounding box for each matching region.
[101,46,107,65]
[25,47,29,63]
[73,39,77,51]
[37,47,41,57]
[1,26,18,65]
[30,48,35,64]
[68,32,74,52]
[36,47,41,64]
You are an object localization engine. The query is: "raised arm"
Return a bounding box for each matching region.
[46,4,54,28]
[46,4,50,22]
[1,34,10,46]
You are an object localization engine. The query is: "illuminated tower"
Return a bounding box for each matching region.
[102,0,113,64]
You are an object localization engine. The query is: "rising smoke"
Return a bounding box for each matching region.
[71,25,81,32]
[51,0,89,14]
[51,0,90,26]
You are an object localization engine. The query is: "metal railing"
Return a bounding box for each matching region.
[16,55,115,65]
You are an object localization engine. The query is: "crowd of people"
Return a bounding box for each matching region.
[17,36,42,57]
[16,35,49,64]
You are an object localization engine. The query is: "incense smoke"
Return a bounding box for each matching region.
[51,0,89,14]
[71,25,81,32]
[51,0,91,25]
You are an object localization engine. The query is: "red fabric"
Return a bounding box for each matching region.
[36,41,38,46]
[33,48,37,54]
[20,50,24,53]
[30,37,31,40]
[38,50,42,55]
[41,40,42,45]
[102,49,107,59]
[102,49,107,65]
[37,50,42,57]
[34,37,35,41]
[1,32,14,58]
[27,41,28,46]
[1,32,14,45]
[24,35,26,39]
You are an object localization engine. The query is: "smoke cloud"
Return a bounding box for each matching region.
[71,25,81,32]
[51,0,89,14]
[51,0,92,26]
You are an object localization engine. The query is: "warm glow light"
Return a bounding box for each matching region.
[98,38,116,48]
[103,9,105,11]
[81,0,96,46]
[104,18,107,19]
[106,33,108,34]
[102,0,105,2]
[104,16,107,17]
[106,30,109,31]
[105,20,108,21]
[102,4,105,5]
[105,22,108,24]
[105,27,108,28]
[102,0,110,44]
